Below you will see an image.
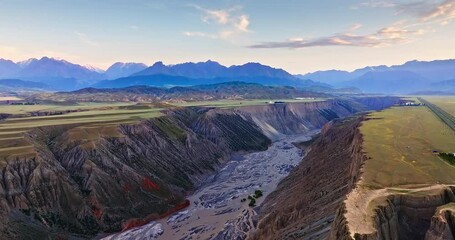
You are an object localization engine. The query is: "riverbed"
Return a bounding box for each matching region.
[104,131,317,240]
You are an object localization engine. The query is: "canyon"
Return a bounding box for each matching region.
[0,97,399,239]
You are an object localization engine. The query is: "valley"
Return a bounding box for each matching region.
[0,96,399,239]
[105,133,316,240]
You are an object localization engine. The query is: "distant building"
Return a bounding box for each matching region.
[399,101,422,106]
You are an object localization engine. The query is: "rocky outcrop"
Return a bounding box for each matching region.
[332,187,455,240]
[426,203,455,240]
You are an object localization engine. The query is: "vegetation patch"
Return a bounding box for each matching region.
[439,152,455,165]
[243,189,263,207]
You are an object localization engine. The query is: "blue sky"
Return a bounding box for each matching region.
[0,0,454,73]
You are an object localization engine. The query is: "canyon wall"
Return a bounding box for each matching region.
[331,187,455,240]
[0,97,399,239]
[235,97,399,139]
[247,116,367,240]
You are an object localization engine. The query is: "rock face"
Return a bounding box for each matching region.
[0,97,400,239]
[247,116,367,240]
[236,97,399,139]
[426,204,455,240]
[332,187,455,240]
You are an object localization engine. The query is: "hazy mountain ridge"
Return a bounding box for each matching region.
[105,62,148,79]
[0,79,49,89]
[300,59,455,93]
[133,60,295,80]
[2,57,455,93]
[0,57,149,90]
[0,58,325,91]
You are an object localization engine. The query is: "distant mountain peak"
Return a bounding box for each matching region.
[84,64,105,73]
[105,62,148,79]
[152,61,166,67]
[18,58,38,67]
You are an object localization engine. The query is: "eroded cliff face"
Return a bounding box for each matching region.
[0,107,270,239]
[235,97,399,139]
[426,203,455,240]
[246,97,400,240]
[247,116,367,240]
[333,186,455,240]
[0,97,400,239]
[247,97,455,240]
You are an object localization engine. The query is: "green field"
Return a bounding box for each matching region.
[359,106,455,189]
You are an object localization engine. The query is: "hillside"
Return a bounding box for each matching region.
[36,82,328,103]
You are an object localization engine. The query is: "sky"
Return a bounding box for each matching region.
[0,0,454,73]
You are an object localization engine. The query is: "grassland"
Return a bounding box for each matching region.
[423,96,455,117]
[419,97,455,132]
[0,102,133,115]
[0,96,23,101]
[360,106,455,189]
[345,105,455,236]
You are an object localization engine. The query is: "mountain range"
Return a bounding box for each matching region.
[94,61,330,90]
[1,57,455,94]
[0,57,148,90]
[300,59,455,93]
[0,57,330,91]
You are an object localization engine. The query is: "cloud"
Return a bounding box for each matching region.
[199,8,230,24]
[358,0,455,25]
[130,25,139,31]
[358,1,397,8]
[235,15,250,32]
[349,23,363,32]
[184,5,250,39]
[183,31,217,38]
[418,0,455,24]
[253,1,450,50]
[249,24,424,49]
[75,32,99,47]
